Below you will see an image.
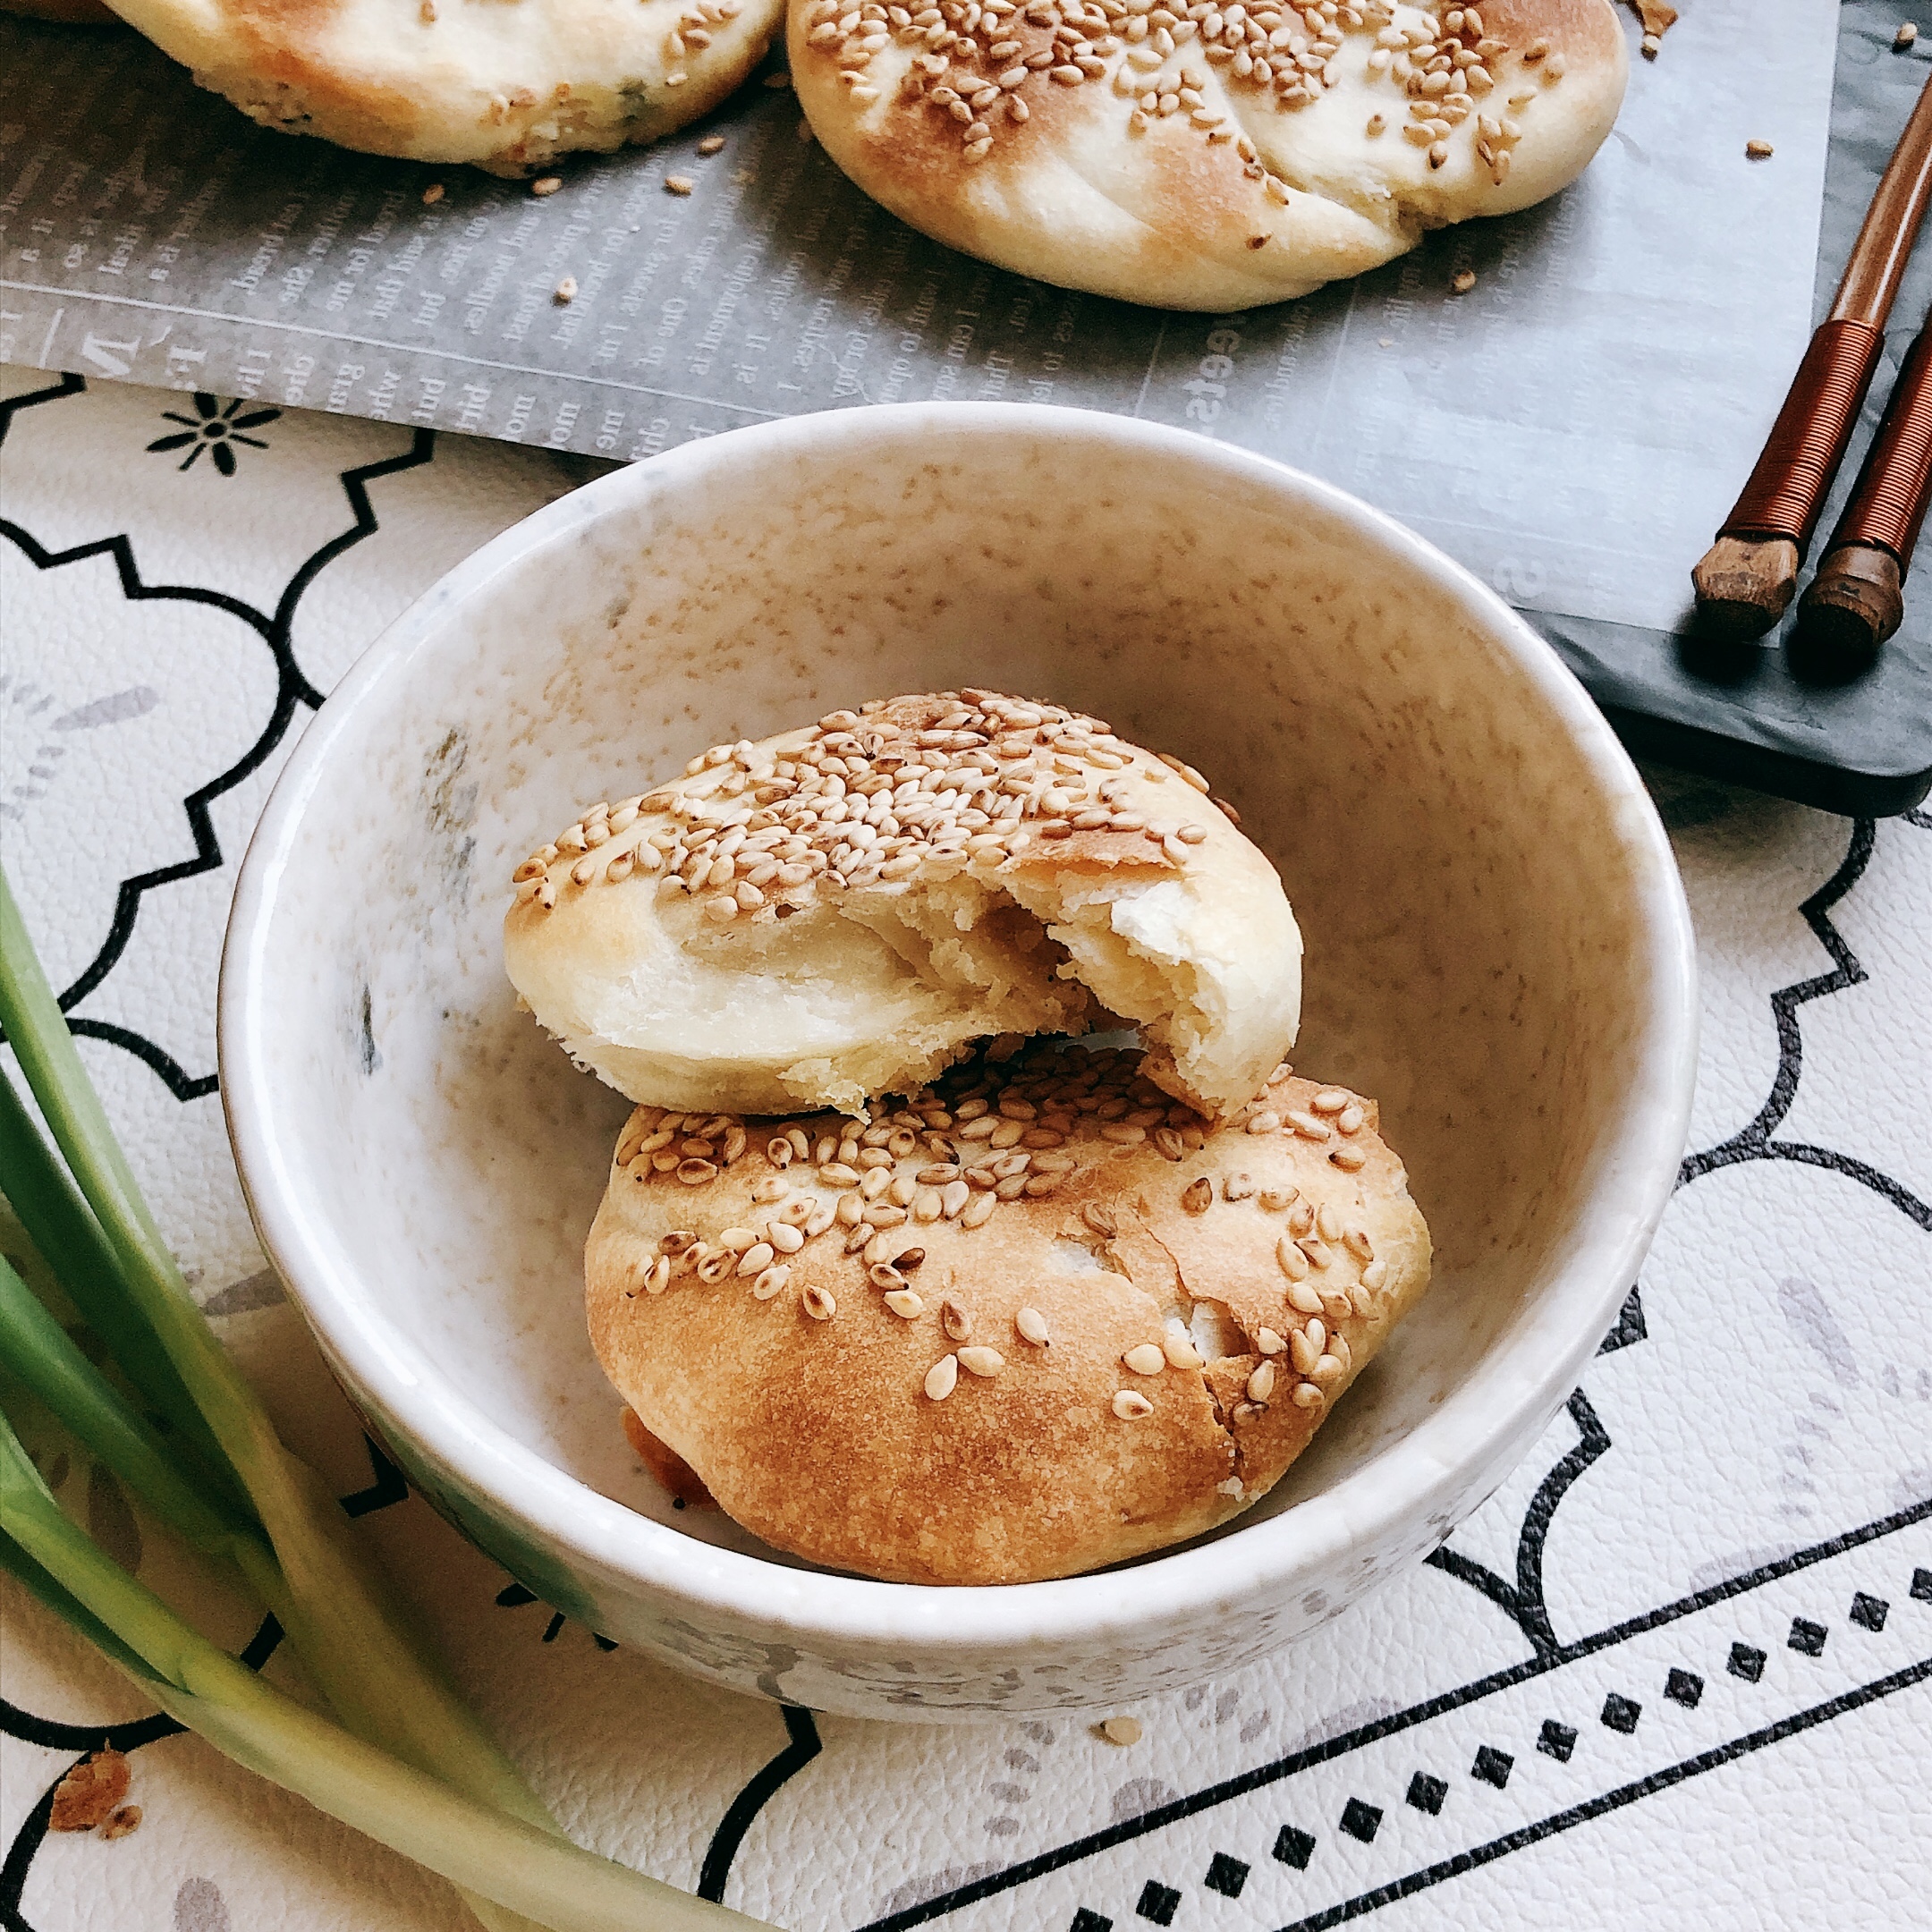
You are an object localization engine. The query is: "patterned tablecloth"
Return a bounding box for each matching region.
[2,364,1928,1932]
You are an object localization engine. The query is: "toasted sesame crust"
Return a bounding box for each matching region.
[504,690,1301,1119]
[103,0,784,171]
[790,0,1626,309]
[586,1039,1430,1584]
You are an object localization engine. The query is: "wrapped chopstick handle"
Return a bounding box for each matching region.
[1827,320,1932,572]
[1793,318,1932,668]
[1717,318,1886,555]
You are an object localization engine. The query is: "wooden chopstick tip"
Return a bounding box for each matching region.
[1690,534,1801,640]
[1792,543,1901,676]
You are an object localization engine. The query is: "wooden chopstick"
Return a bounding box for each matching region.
[1793,308,1932,670]
[1691,67,1932,641]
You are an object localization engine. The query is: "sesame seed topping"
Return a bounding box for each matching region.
[1181,1176,1214,1215]
[751,1264,790,1300]
[1277,1234,1310,1281]
[1292,1381,1324,1409]
[885,1287,925,1317]
[1100,1715,1143,1745]
[1113,1389,1154,1419]
[1256,1326,1284,1355]
[530,176,562,197]
[1123,1343,1167,1376]
[925,1353,960,1400]
[1330,1146,1368,1170]
[1247,1360,1277,1402]
[958,1344,1005,1376]
[1745,139,1774,160]
[1016,1306,1051,1344]
[942,1296,974,1341]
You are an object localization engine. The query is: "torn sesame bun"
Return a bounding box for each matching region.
[584,1039,1430,1585]
[790,0,1626,310]
[103,0,781,173]
[504,691,1301,1120]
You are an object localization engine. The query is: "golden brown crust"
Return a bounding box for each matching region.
[504,690,1301,1119]
[586,1039,1430,1583]
[790,0,1628,309]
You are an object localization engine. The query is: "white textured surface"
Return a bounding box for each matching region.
[1,365,1927,1932]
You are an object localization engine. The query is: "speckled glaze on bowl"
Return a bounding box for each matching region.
[219,403,1696,1721]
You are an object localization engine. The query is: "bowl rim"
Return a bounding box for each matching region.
[219,401,1698,1655]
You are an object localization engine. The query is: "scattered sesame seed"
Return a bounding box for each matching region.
[665,174,696,195]
[1746,139,1774,159]
[554,275,578,303]
[958,1344,1004,1377]
[885,1288,924,1318]
[1451,268,1478,294]
[422,182,445,205]
[1112,1389,1154,1419]
[1100,1716,1143,1745]
[530,176,563,197]
[698,133,727,154]
[1898,22,1919,51]
[925,1353,960,1400]
[1016,1306,1051,1344]
[1181,1176,1214,1215]
[1123,1343,1167,1376]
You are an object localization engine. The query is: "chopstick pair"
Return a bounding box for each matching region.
[1692,66,1932,671]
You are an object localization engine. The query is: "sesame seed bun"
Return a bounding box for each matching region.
[789,0,1627,309]
[584,1040,1430,1585]
[503,691,1301,1120]
[101,0,782,173]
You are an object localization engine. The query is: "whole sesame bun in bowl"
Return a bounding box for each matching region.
[220,402,1695,1718]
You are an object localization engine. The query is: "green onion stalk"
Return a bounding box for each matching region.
[0,1413,756,1931]
[0,864,767,1931]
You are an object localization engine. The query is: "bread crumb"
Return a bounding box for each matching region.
[1640,31,1659,57]
[100,1805,143,1842]
[1898,21,1919,48]
[530,175,563,197]
[665,174,695,196]
[554,275,578,303]
[1099,1716,1143,1746]
[422,182,444,205]
[419,0,436,18]
[1247,234,1268,250]
[1451,268,1478,295]
[50,1751,130,1833]
[1746,140,1774,160]
[698,134,726,155]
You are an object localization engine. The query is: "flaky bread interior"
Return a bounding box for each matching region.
[104,0,782,171]
[504,691,1301,1118]
[790,0,1628,309]
[586,1041,1430,1584]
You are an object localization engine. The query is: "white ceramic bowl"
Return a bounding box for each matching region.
[220,403,1696,1721]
